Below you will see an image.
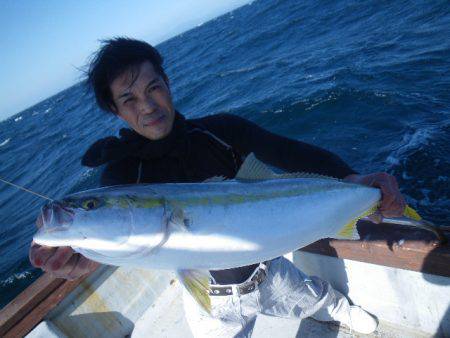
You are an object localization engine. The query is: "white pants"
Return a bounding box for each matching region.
[183,257,350,338]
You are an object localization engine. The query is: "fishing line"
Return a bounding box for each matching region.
[0,177,54,202]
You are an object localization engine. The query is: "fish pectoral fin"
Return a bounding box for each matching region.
[168,205,190,232]
[177,269,212,314]
[236,153,338,181]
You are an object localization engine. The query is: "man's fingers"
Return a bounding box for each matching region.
[29,243,56,268]
[380,198,406,217]
[67,256,97,280]
[379,175,405,217]
[373,177,395,207]
[42,246,74,272]
[50,254,79,279]
[351,172,406,218]
[31,215,98,280]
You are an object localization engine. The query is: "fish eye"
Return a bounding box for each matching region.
[81,198,100,210]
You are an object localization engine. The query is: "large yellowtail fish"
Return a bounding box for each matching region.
[33,153,432,313]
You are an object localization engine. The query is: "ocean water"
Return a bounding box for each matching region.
[0,0,449,308]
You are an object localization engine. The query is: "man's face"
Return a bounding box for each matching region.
[110,61,175,140]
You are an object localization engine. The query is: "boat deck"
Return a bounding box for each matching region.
[28,277,430,338]
[129,279,429,338]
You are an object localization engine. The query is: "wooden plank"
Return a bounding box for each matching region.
[0,274,63,336]
[0,270,95,338]
[301,221,450,277]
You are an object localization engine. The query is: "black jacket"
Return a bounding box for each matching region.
[82,112,356,283]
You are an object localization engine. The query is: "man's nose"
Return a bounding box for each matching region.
[138,97,157,114]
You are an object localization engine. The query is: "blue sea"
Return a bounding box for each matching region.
[0,0,449,308]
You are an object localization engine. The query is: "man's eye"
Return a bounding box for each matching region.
[123,98,134,104]
[148,85,160,92]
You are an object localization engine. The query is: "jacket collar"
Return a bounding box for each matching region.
[82,111,188,167]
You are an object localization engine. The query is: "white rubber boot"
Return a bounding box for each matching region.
[337,305,378,335]
[308,282,378,335]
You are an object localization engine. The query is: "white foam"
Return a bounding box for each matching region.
[385,126,436,167]
[219,62,264,76]
[14,116,22,122]
[0,271,32,286]
[418,188,432,206]
[81,167,94,178]
[0,138,10,146]
[402,171,413,180]
[374,91,387,97]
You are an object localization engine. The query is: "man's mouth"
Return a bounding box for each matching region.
[143,113,165,127]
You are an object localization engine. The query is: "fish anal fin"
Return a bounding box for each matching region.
[236,153,338,181]
[177,269,211,314]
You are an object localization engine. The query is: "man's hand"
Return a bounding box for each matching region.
[29,215,99,280]
[343,173,406,218]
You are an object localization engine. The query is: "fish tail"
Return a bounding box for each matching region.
[403,205,421,221]
[337,204,379,240]
[337,218,359,239]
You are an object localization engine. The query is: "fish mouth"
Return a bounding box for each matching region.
[40,202,75,230]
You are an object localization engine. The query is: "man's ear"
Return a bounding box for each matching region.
[163,75,171,91]
[116,113,126,122]
[109,103,121,117]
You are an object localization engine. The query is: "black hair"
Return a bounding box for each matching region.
[86,37,167,114]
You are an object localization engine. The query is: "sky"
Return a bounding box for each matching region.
[0,0,251,121]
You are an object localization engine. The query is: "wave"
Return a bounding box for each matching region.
[0,138,10,147]
[386,126,438,166]
[14,116,22,122]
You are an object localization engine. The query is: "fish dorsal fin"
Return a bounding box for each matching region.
[275,172,338,180]
[235,153,277,180]
[235,153,338,181]
[203,176,226,183]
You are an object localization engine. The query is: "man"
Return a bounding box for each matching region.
[30,38,406,337]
